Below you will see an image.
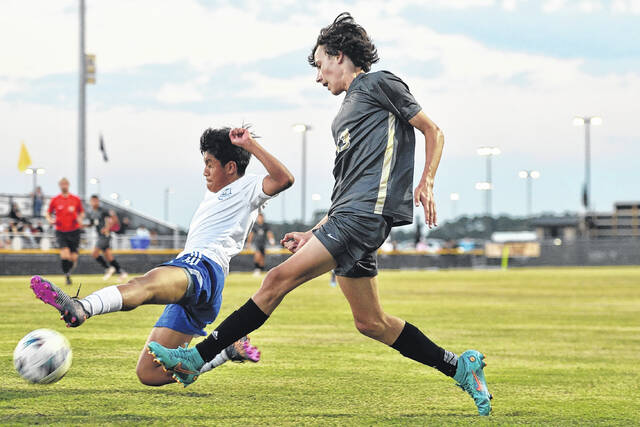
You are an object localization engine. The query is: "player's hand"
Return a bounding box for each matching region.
[229,128,255,150]
[47,217,56,225]
[280,231,313,254]
[414,178,437,228]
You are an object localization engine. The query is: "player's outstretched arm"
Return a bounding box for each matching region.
[280,215,329,253]
[229,128,294,196]
[409,111,444,229]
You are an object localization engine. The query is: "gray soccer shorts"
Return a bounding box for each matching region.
[312,211,392,278]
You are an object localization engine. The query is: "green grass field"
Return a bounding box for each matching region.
[2,267,639,425]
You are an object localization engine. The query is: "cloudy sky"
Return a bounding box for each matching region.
[1,0,639,229]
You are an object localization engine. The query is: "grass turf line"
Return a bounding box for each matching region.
[1,267,639,425]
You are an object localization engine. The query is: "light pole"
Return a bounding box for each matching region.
[78,0,86,200]
[24,168,46,194]
[164,187,175,222]
[573,116,602,212]
[292,124,312,224]
[89,177,101,197]
[449,192,460,219]
[476,146,500,216]
[518,170,540,217]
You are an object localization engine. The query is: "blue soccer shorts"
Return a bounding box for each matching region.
[154,251,225,336]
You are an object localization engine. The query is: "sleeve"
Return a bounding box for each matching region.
[47,197,55,214]
[76,197,84,213]
[249,174,273,210]
[369,71,422,123]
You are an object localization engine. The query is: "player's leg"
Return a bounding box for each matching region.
[93,246,110,273]
[103,247,126,280]
[31,266,189,327]
[149,236,336,378]
[337,275,404,344]
[56,231,74,283]
[252,250,263,276]
[338,272,491,416]
[136,327,194,386]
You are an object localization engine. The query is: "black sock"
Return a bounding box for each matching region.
[254,262,260,269]
[391,322,458,378]
[195,298,269,362]
[110,259,122,273]
[95,256,109,269]
[61,259,72,274]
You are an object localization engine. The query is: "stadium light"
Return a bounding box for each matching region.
[89,177,101,197]
[518,170,540,217]
[574,115,602,212]
[450,192,460,219]
[24,167,46,195]
[475,182,492,191]
[123,200,131,207]
[476,146,500,216]
[110,193,119,202]
[292,123,312,224]
[164,187,175,222]
[311,193,322,201]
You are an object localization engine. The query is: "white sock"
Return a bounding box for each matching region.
[78,285,123,317]
[199,349,230,374]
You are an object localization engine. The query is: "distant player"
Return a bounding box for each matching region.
[31,127,294,386]
[46,178,84,285]
[247,212,275,276]
[86,195,128,281]
[149,13,492,415]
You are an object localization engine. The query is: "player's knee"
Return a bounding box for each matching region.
[136,364,170,387]
[354,318,386,340]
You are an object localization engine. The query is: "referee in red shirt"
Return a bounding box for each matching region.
[46,178,85,285]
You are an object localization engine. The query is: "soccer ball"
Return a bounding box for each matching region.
[13,329,72,384]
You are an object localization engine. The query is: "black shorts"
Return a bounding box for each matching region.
[55,229,81,253]
[313,211,392,278]
[96,234,111,251]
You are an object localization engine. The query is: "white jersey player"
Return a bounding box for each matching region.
[30,127,294,387]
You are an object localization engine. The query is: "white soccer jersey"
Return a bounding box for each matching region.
[179,174,272,276]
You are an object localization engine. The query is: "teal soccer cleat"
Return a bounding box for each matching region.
[148,342,205,387]
[453,350,493,416]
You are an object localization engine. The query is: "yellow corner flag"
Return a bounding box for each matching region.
[18,141,32,172]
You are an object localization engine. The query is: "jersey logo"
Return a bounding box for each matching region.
[218,188,233,201]
[337,128,351,153]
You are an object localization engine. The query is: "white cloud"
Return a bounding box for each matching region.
[0,78,24,98]
[155,77,209,104]
[542,0,567,12]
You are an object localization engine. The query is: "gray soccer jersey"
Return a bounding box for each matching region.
[87,207,109,233]
[329,71,422,226]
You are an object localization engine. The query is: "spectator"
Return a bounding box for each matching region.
[136,225,150,237]
[32,186,44,217]
[108,210,121,233]
[31,221,44,245]
[9,201,25,222]
[0,223,10,248]
[117,216,130,235]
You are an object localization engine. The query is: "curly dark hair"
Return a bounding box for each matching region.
[307,12,379,72]
[199,127,251,176]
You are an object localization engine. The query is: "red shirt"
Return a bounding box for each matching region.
[48,194,84,232]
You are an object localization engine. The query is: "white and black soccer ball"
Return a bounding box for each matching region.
[14,329,72,384]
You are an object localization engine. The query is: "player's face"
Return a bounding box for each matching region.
[203,152,230,193]
[59,179,69,194]
[314,45,344,96]
[90,198,99,209]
